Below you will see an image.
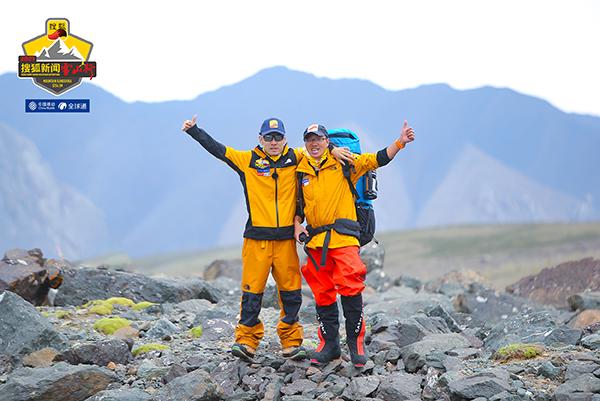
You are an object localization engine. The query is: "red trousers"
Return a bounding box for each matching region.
[301,246,366,306]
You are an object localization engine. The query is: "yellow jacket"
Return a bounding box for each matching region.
[297,148,389,249]
[186,125,303,240]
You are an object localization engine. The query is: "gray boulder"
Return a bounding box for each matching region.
[448,375,512,400]
[0,291,66,360]
[553,374,600,399]
[281,379,317,396]
[0,248,64,306]
[54,266,220,306]
[0,362,117,401]
[63,339,132,366]
[453,283,542,326]
[137,361,171,380]
[581,334,600,350]
[400,333,472,373]
[149,368,222,401]
[197,319,235,342]
[145,318,180,339]
[369,313,451,351]
[484,311,579,352]
[376,371,422,400]
[342,376,380,400]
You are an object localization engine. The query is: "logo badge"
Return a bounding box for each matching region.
[19,18,97,95]
[269,119,279,129]
[255,158,270,169]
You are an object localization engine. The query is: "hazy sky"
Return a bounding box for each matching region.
[2,0,599,116]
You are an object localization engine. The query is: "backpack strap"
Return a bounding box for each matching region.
[296,172,305,221]
[342,164,359,199]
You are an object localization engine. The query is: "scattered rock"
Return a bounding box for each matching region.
[553,373,600,398]
[376,371,422,400]
[22,347,60,368]
[137,361,170,380]
[0,362,117,401]
[0,291,66,360]
[148,368,222,401]
[484,311,574,352]
[506,258,600,308]
[342,376,380,400]
[581,334,600,350]
[447,372,511,400]
[54,266,220,306]
[452,283,541,326]
[399,333,472,373]
[63,339,132,366]
[570,309,600,329]
[83,388,151,401]
[0,248,64,305]
[145,317,180,339]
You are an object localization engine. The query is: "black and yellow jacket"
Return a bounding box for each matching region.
[296,148,391,249]
[186,125,302,240]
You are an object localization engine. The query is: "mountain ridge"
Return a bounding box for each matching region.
[0,66,598,258]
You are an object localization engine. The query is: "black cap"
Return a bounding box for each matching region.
[303,123,328,140]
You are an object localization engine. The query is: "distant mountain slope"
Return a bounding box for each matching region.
[417,144,591,226]
[0,124,107,257]
[0,67,598,258]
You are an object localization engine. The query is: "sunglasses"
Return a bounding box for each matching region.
[263,133,285,142]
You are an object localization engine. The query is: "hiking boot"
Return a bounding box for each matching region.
[341,294,368,367]
[311,302,341,366]
[231,343,255,362]
[282,346,308,361]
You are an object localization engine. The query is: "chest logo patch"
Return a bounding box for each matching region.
[255,158,270,169]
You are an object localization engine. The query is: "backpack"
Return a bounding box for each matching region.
[327,128,377,246]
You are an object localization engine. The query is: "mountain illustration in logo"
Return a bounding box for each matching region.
[36,40,83,61]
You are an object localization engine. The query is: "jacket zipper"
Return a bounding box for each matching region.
[274,168,280,228]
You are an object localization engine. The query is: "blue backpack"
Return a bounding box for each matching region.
[327,128,377,246]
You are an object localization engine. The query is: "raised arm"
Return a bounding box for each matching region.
[181,115,250,170]
[182,115,227,161]
[351,120,416,179]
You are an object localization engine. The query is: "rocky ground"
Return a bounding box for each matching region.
[1,248,600,401]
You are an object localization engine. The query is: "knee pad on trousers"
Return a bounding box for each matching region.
[279,289,302,325]
[240,291,263,327]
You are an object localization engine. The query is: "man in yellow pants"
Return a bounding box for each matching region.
[181,115,350,361]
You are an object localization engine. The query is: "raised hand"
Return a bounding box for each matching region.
[181,115,198,131]
[400,120,415,144]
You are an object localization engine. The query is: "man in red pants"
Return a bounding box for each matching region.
[294,121,415,367]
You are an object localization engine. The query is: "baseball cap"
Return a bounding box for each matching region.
[303,123,328,140]
[259,118,286,136]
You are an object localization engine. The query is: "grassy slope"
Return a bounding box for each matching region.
[377,222,600,288]
[85,222,600,289]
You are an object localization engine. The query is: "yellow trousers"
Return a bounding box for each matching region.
[234,238,304,349]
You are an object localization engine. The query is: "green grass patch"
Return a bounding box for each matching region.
[189,326,203,338]
[93,317,132,335]
[132,343,170,356]
[493,343,545,362]
[133,301,156,311]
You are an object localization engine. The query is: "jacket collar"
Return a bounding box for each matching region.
[297,149,336,176]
